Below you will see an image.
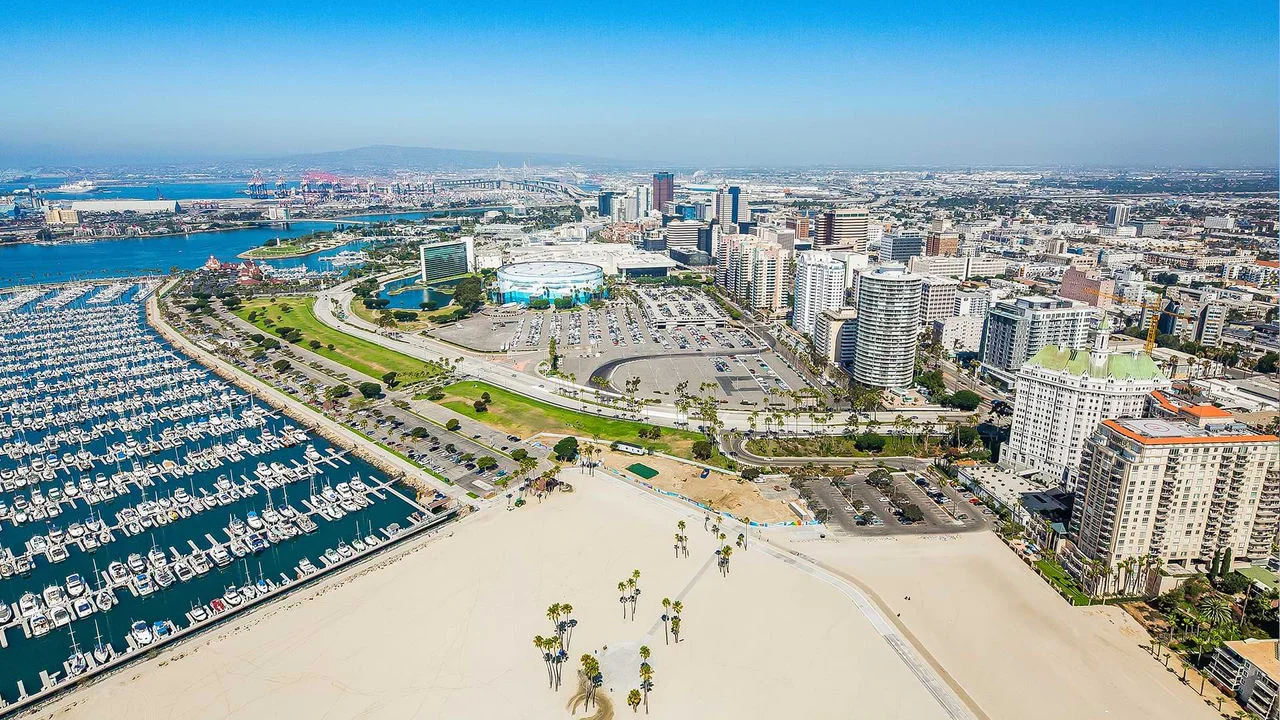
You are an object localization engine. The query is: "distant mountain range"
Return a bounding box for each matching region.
[253,144,627,172]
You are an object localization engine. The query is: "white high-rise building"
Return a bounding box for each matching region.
[716,234,786,314]
[1002,328,1171,489]
[919,275,960,325]
[851,264,921,388]
[1066,412,1280,580]
[1106,203,1130,228]
[792,251,847,336]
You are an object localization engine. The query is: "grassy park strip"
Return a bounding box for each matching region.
[745,434,933,458]
[234,296,440,383]
[437,381,732,468]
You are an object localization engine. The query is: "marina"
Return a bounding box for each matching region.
[0,282,454,712]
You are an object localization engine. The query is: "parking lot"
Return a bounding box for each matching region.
[431,286,815,406]
[807,467,989,536]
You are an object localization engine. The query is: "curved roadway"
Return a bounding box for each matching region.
[313,280,972,434]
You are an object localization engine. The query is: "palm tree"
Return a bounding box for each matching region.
[534,635,554,688]
[627,688,642,713]
[560,603,576,648]
[673,533,682,558]
[619,581,629,619]
[1197,595,1233,627]
[736,533,745,548]
[661,598,672,644]
[670,615,681,644]
[639,661,654,713]
[578,654,600,711]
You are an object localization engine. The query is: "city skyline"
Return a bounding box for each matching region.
[3,0,1277,168]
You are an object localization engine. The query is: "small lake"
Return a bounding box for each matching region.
[377,275,460,310]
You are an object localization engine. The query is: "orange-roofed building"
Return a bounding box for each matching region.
[1064,416,1280,589]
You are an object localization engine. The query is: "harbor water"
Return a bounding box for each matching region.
[0,285,440,704]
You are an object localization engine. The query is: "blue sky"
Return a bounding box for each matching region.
[3,0,1276,167]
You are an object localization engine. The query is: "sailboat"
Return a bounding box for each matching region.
[92,619,115,664]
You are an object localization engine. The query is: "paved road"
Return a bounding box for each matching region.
[312,282,975,434]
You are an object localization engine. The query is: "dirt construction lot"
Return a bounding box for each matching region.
[602,450,798,524]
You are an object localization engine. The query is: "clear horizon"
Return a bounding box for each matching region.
[3,0,1277,168]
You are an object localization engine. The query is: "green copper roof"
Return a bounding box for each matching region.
[1026,345,1167,381]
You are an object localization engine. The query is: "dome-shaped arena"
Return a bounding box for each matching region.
[495,261,605,307]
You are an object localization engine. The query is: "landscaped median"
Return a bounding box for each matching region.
[234,296,441,383]
[1034,558,1091,606]
[435,380,733,469]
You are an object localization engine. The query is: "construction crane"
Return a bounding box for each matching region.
[1078,285,1200,354]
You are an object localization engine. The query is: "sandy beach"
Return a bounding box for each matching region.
[30,469,955,720]
[784,531,1220,720]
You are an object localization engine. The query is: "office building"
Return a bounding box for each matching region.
[792,251,848,336]
[623,185,653,221]
[919,275,960,325]
[716,235,786,314]
[925,231,959,257]
[596,192,616,217]
[1204,215,1236,230]
[712,185,746,228]
[980,296,1100,385]
[1132,220,1164,237]
[786,215,810,240]
[1106,203,1130,228]
[755,224,798,250]
[908,255,1011,280]
[419,236,474,283]
[814,308,858,366]
[851,264,922,388]
[1058,267,1114,308]
[1067,414,1280,579]
[880,232,925,263]
[1210,640,1280,720]
[813,207,870,251]
[1003,330,1170,488]
[70,199,179,214]
[652,172,674,213]
[663,219,705,251]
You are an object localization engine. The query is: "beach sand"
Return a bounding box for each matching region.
[600,449,797,524]
[32,469,951,720]
[783,531,1220,720]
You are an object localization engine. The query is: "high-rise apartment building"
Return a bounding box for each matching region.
[851,264,921,388]
[1067,414,1279,580]
[652,172,674,213]
[813,207,870,251]
[980,296,1100,385]
[716,235,786,315]
[954,289,992,317]
[792,251,848,336]
[1002,331,1171,488]
[919,275,960,325]
[814,308,858,366]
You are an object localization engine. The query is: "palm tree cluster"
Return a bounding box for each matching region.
[667,599,684,644]
[534,602,577,691]
[716,545,734,576]
[673,520,689,558]
[638,644,655,714]
[618,569,642,620]
[576,653,605,712]
[626,688,642,713]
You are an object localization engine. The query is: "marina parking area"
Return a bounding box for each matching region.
[808,467,987,536]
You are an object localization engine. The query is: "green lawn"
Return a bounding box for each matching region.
[235,296,440,383]
[745,434,936,458]
[1035,559,1091,606]
[438,381,730,468]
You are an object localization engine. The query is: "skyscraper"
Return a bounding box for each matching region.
[1106,203,1130,228]
[792,251,847,336]
[924,231,959,256]
[813,207,869,251]
[712,185,747,228]
[851,264,921,388]
[716,235,786,314]
[652,172,674,213]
